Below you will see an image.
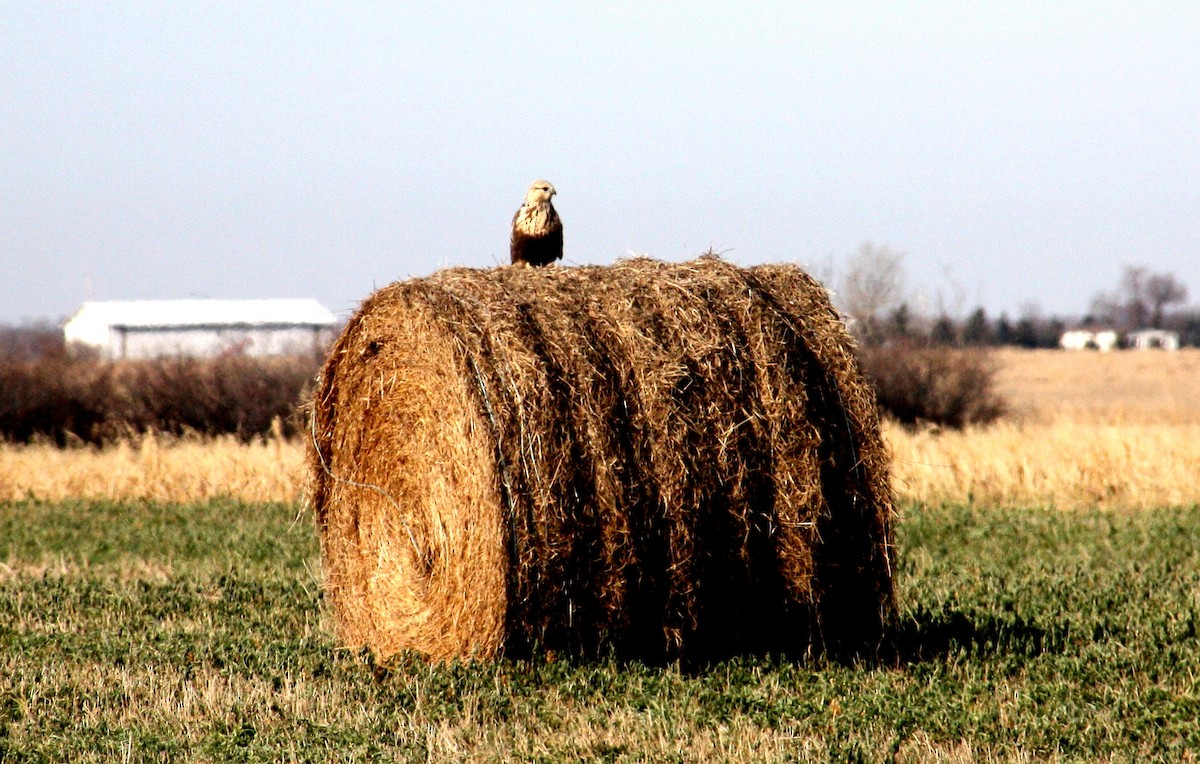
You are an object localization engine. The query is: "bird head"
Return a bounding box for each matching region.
[525,180,557,205]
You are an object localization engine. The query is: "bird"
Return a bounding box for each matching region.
[510,180,563,266]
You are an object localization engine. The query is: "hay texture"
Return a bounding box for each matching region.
[308,256,894,662]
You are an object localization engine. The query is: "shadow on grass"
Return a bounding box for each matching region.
[365,605,1072,677]
[872,605,1070,667]
[673,605,1072,672]
[686,602,1072,670]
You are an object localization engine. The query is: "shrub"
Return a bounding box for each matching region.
[0,359,115,445]
[858,345,1006,429]
[117,356,317,439]
[0,355,320,444]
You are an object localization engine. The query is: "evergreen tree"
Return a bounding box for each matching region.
[1014,317,1039,348]
[963,307,990,345]
[889,302,912,341]
[995,313,1013,345]
[931,314,958,346]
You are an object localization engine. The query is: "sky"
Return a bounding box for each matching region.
[3,2,1198,325]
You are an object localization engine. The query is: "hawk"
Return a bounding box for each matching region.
[510,180,563,266]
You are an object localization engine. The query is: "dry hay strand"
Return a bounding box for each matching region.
[307,255,894,662]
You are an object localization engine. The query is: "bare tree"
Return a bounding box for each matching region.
[838,242,907,343]
[1091,265,1189,330]
[934,264,969,322]
[1119,267,1151,329]
[1145,272,1188,328]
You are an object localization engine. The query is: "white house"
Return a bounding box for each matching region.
[1093,330,1120,352]
[1059,330,1093,350]
[1126,329,1180,351]
[1059,329,1119,352]
[64,299,339,360]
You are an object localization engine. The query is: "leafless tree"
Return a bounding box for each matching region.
[1091,265,1189,330]
[1145,272,1188,328]
[837,242,907,343]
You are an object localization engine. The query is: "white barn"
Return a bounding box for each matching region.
[64,299,339,360]
[1059,330,1094,350]
[1059,329,1119,352]
[1126,329,1180,351]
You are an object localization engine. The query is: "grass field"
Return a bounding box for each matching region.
[2,349,1198,761]
[3,499,1199,761]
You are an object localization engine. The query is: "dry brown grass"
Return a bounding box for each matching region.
[889,348,1200,509]
[889,419,1200,509]
[1,348,1197,511]
[990,347,1200,424]
[0,430,305,504]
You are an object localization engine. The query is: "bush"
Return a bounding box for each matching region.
[0,359,115,445]
[116,356,318,439]
[0,345,1008,442]
[0,355,320,445]
[858,345,1006,429]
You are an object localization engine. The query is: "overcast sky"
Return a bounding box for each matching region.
[3,2,1197,325]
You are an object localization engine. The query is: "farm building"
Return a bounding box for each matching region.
[1126,329,1180,351]
[1060,329,1119,352]
[64,299,339,360]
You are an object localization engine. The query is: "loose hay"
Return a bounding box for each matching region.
[308,256,894,662]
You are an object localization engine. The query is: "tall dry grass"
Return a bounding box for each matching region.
[1,348,1197,509]
[0,430,305,504]
[889,348,1200,509]
[988,347,1200,425]
[889,419,1200,509]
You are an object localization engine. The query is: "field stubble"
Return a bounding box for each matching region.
[1,349,1197,509]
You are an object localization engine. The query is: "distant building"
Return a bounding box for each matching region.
[1126,329,1180,351]
[1059,329,1119,352]
[1093,330,1120,352]
[64,299,339,360]
[1059,330,1092,350]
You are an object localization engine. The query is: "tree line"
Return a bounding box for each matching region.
[830,244,1198,348]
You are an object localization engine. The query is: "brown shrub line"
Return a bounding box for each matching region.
[0,339,1006,447]
[857,344,1006,430]
[0,355,320,445]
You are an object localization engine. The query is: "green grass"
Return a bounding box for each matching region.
[2,499,1199,762]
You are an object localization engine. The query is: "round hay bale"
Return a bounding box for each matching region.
[308,255,894,662]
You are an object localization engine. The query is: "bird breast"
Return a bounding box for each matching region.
[515,203,557,236]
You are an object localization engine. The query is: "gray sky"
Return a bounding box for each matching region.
[3,2,1198,325]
